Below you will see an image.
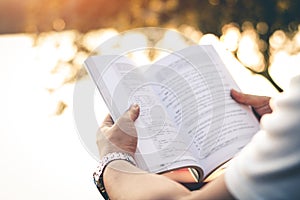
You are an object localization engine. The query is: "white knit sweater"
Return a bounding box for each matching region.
[225,75,300,199]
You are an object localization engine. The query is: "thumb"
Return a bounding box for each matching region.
[128,104,140,121]
[114,104,140,136]
[231,89,262,107]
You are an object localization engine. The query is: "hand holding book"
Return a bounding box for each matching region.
[97,104,140,159]
[230,89,272,120]
[86,45,260,182]
[96,90,271,183]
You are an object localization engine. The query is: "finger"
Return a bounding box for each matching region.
[128,104,140,121]
[230,89,266,107]
[231,89,248,104]
[101,114,114,127]
[115,104,140,136]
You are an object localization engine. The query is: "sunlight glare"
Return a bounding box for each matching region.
[293,30,300,48]
[0,34,34,62]
[36,31,78,90]
[220,24,241,52]
[153,29,191,63]
[82,28,119,52]
[36,31,77,72]
[214,44,278,97]
[269,30,287,50]
[237,30,265,72]
[120,32,150,66]
[179,24,203,43]
[156,29,190,52]
[269,51,300,90]
[199,33,219,45]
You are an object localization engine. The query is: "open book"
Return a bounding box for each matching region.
[84,45,259,183]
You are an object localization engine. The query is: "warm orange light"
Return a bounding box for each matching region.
[237,29,265,72]
[269,30,287,50]
[220,24,241,52]
[52,18,66,32]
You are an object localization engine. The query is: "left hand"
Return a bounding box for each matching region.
[230,89,272,120]
[96,104,140,159]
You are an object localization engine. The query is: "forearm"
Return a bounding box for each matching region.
[182,174,234,200]
[103,160,191,200]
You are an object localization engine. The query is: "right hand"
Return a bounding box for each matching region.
[230,89,272,120]
[96,104,140,159]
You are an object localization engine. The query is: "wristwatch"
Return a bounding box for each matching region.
[93,152,137,200]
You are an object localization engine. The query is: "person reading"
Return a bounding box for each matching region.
[93,75,300,199]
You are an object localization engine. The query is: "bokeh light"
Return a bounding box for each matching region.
[220,24,241,52]
[237,25,266,72]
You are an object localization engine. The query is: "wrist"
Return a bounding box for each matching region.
[104,159,142,175]
[97,152,137,173]
[99,147,135,159]
[93,152,137,199]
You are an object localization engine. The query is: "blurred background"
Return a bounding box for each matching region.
[1,0,300,199]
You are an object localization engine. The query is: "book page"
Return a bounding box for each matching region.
[85,55,201,174]
[152,45,259,178]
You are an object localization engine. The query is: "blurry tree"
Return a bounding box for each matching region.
[0,0,297,35]
[2,0,299,92]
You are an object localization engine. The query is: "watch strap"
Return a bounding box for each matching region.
[93,152,136,199]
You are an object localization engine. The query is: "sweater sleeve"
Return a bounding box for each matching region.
[225,75,300,200]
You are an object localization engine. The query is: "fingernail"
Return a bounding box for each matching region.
[231,89,239,95]
[132,103,139,109]
[230,89,238,98]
